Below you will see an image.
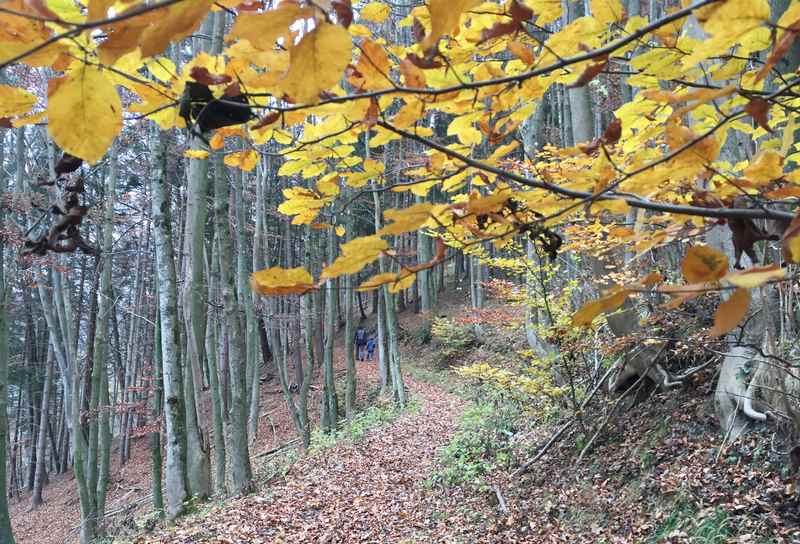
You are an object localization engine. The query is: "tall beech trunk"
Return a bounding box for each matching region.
[151,128,189,520]
[31,344,53,508]
[0,132,15,543]
[213,142,253,496]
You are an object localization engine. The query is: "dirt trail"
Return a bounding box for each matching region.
[143,370,463,544]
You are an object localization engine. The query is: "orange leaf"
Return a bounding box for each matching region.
[681,245,728,283]
[571,287,629,328]
[709,288,750,337]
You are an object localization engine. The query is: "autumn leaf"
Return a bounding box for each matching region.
[590,0,625,25]
[379,203,434,235]
[138,0,213,58]
[321,235,388,279]
[185,149,210,159]
[250,266,314,295]
[569,56,608,88]
[0,85,37,117]
[744,98,771,133]
[227,2,314,50]
[521,0,562,25]
[279,23,352,104]
[190,66,232,85]
[681,245,728,284]
[224,150,258,171]
[782,211,800,264]
[47,63,122,164]
[571,287,630,328]
[399,58,426,88]
[357,270,416,293]
[724,264,786,289]
[360,2,390,23]
[709,288,751,337]
[420,0,481,51]
[742,150,783,183]
[508,41,534,65]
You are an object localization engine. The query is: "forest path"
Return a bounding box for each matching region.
[145,369,464,544]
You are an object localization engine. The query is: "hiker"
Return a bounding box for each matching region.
[355,325,367,361]
[366,336,376,361]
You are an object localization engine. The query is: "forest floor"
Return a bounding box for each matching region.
[12,290,800,543]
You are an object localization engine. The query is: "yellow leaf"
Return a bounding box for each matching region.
[420,0,481,51]
[278,186,329,224]
[389,271,416,293]
[250,266,314,295]
[709,288,751,337]
[321,235,388,279]
[224,150,258,171]
[279,23,352,105]
[379,203,434,235]
[356,271,416,293]
[317,173,340,197]
[227,3,314,50]
[520,0,562,25]
[571,287,630,328]
[782,211,800,264]
[724,264,786,288]
[360,2,390,23]
[184,149,209,159]
[681,245,728,284]
[335,225,345,237]
[0,85,36,117]
[357,272,398,291]
[590,0,624,24]
[47,63,122,164]
[742,150,783,183]
[138,0,214,58]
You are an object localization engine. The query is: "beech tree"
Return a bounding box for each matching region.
[7,0,800,537]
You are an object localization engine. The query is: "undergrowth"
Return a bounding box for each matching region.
[309,397,420,453]
[429,391,519,491]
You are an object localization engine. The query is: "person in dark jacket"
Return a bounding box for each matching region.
[355,326,367,361]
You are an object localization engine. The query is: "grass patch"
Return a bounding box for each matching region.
[309,397,420,454]
[650,500,733,543]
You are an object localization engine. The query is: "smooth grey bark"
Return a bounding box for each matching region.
[181,135,213,500]
[32,344,53,507]
[0,132,15,544]
[321,227,340,432]
[151,128,189,519]
[564,0,594,144]
[151,307,165,516]
[213,147,253,495]
[206,240,227,495]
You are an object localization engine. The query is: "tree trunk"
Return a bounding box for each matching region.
[151,128,189,520]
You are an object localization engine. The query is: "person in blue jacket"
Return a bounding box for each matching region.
[366,336,376,361]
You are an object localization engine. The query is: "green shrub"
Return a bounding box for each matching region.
[430,397,518,490]
[431,317,476,366]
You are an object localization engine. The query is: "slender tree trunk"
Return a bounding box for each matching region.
[151,128,189,520]
[31,344,53,508]
[0,133,15,544]
[321,228,339,432]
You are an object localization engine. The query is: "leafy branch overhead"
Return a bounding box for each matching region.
[5,0,800,333]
